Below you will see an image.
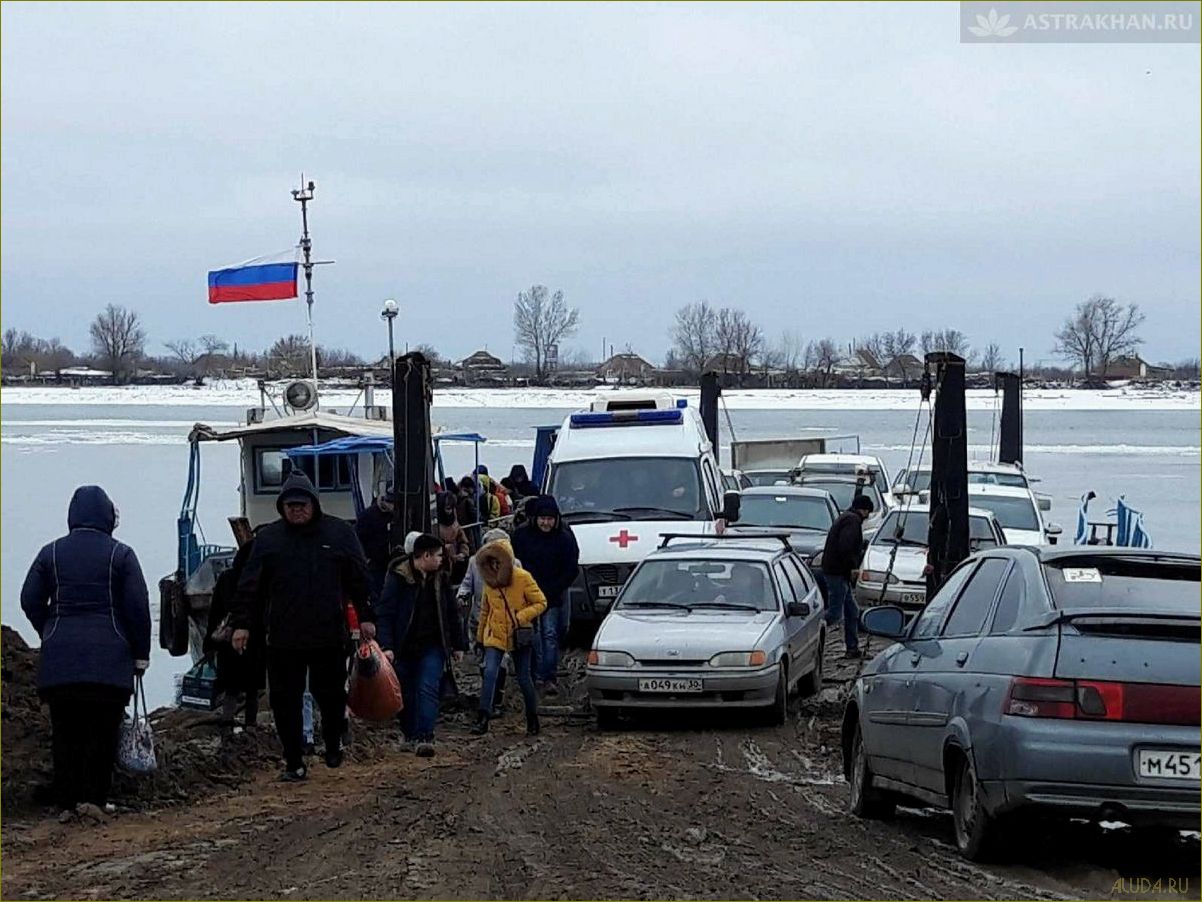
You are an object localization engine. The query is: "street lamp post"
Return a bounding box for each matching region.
[381,299,399,382]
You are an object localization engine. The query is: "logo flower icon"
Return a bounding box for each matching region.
[967,8,1019,37]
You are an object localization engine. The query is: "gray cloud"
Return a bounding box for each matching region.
[2,2,1198,365]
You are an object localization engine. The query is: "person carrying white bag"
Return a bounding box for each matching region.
[19,485,152,819]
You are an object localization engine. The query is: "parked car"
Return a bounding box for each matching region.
[842,547,1200,861]
[794,473,887,537]
[967,484,1060,546]
[586,534,826,728]
[743,469,793,487]
[855,504,1007,609]
[727,486,839,562]
[893,461,1053,512]
[795,453,895,509]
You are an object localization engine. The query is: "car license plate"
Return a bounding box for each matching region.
[596,585,621,599]
[1137,749,1202,781]
[638,678,702,693]
[901,592,925,605]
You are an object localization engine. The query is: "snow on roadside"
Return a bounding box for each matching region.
[1,380,1198,411]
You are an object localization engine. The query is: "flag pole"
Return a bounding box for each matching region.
[292,176,320,403]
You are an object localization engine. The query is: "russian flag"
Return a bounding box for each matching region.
[208,250,299,304]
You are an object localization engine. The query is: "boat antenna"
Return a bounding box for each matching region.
[292,175,320,404]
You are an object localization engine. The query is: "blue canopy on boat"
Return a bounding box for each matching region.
[285,432,488,458]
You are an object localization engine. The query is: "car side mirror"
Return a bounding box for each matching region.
[722,491,741,523]
[786,601,811,618]
[860,605,907,638]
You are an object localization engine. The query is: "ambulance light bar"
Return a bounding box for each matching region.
[569,409,684,428]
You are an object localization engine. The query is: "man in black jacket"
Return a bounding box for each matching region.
[511,495,579,696]
[355,485,395,598]
[231,472,375,781]
[821,494,874,659]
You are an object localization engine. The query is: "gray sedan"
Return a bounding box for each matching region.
[843,547,1200,860]
[586,535,827,727]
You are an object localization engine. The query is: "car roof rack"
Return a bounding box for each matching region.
[658,532,793,550]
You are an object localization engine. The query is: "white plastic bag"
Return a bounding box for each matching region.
[117,674,157,775]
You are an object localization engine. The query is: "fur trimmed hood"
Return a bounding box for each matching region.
[476,540,515,589]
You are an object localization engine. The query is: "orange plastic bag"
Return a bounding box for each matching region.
[347,639,403,721]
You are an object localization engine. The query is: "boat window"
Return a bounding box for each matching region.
[255,448,353,494]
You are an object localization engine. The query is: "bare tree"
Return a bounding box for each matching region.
[713,307,763,379]
[920,328,971,358]
[513,285,579,381]
[878,329,917,383]
[772,330,806,373]
[1053,295,1144,380]
[266,334,311,377]
[89,305,145,383]
[806,338,839,387]
[980,342,1005,373]
[671,301,718,375]
[317,346,365,369]
[165,339,199,366]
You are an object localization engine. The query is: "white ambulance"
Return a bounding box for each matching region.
[544,392,740,625]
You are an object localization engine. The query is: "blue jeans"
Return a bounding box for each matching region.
[825,574,859,652]
[395,647,446,741]
[480,646,537,718]
[533,603,569,684]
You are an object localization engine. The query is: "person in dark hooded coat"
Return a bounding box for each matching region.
[231,472,375,781]
[501,464,538,501]
[355,485,395,597]
[20,485,151,814]
[205,532,266,732]
[510,495,579,695]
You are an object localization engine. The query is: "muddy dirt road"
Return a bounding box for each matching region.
[3,640,1197,900]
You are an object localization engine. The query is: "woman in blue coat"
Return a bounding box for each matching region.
[20,485,151,814]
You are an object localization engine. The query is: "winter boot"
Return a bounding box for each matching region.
[470,712,490,735]
[526,710,541,736]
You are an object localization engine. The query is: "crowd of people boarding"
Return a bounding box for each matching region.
[20,463,580,815]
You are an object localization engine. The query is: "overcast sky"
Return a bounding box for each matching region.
[2,2,1199,367]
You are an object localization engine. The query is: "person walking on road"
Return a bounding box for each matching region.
[472,540,546,736]
[206,532,266,734]
[376,534,466,757]
[20,485,151,817]
[434,491,471,583]
[511,495,579,697]
[821,494,874,659]
[231,472,375,781]
[458,528,518,716]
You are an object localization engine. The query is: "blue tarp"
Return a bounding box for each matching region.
[286,432,488,459]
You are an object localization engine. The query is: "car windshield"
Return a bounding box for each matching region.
[800,480,882,513]
[799,461,888,494]
[617,559,777,612]
[739,494,834,531]
[549,457,704,521]
[897,470,1028,492]
[968,494,1039,531]
[874,511,999,547]
[744,470,791,487]
[1045,557,1200,614]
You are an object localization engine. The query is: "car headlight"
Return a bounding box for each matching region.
[588,650,635,668]
[859,570,898,585]
[708,650,769,668]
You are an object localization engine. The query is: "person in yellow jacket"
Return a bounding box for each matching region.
[471,538,546,736]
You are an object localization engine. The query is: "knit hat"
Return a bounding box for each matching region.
[482,528,509,545]
[403,530,422,555]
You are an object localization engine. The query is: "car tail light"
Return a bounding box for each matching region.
[1006,677,1200,725]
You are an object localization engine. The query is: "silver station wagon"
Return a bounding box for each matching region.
[586,535,826,727]
[843,546,1200,861]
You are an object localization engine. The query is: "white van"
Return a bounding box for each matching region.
[545,392,739,624]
